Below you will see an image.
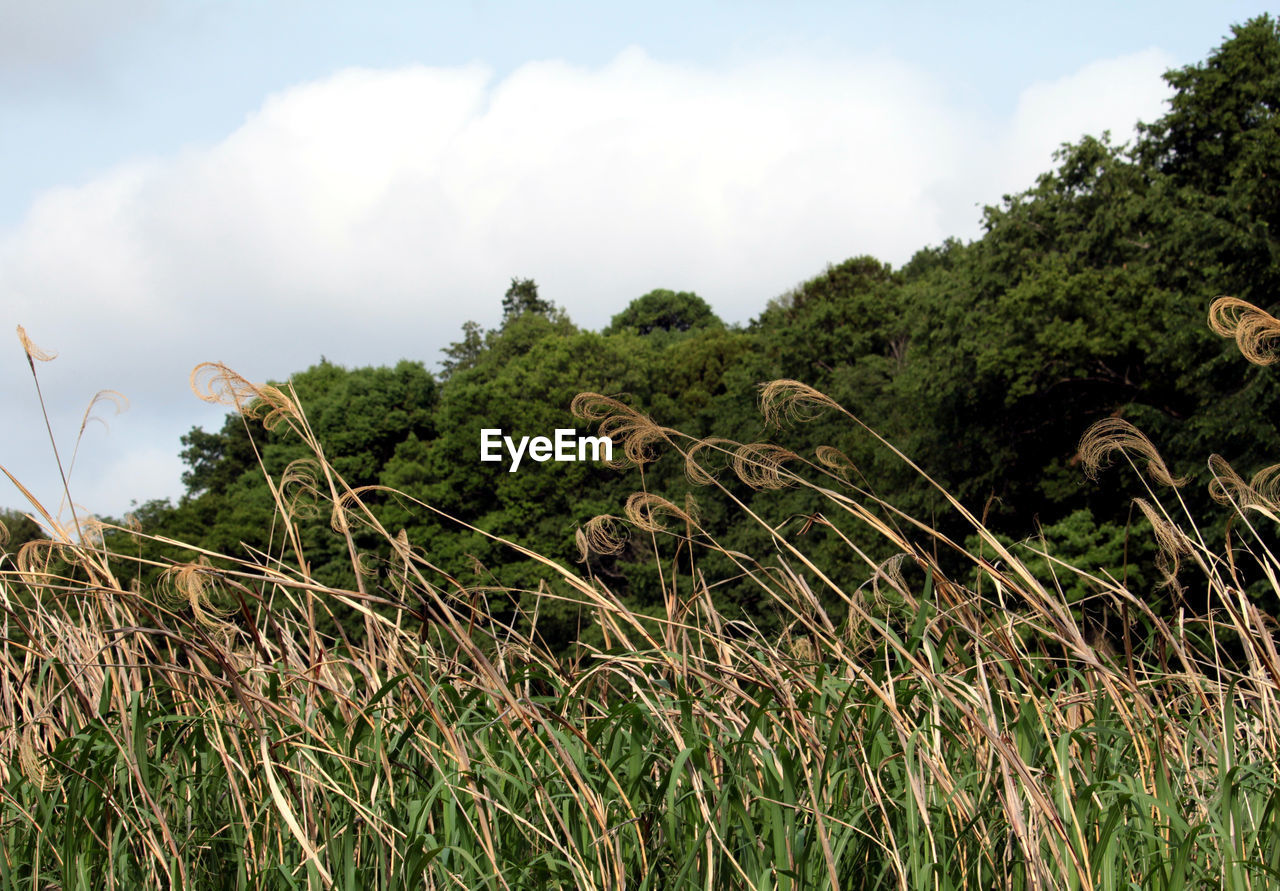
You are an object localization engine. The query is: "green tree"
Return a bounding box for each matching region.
[0,507,45,553]
[502,277,554,322]
[116,16,1280,641]
[1137,14,1280,304]
[439,320,486,380]
[150,360,439,595]
[386,321,665,647]
[604,289,722,336]
[869,17,1280,599]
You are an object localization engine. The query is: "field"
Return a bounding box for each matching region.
[4,300,1280,888]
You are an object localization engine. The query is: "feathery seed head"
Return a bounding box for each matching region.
[815,445,857,478]
[1133,497,1193,588]
[731,443,800,490]
[1209,296,1280,365]
[623,492,698,533]
[683,437,736,486]
[190,363,301,430]
[571,392,667,466]
[576,514,629,562]
[1079,417,1186,487]
[758,379,839,427]
[15,326,56,363]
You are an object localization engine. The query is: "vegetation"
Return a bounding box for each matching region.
[5,325,1280,886]
[46,16,1273,648]
[2,14,1280,888]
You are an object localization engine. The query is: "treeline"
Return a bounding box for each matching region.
[35,17,1280,647]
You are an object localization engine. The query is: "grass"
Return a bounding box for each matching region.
[3,319,1280,888]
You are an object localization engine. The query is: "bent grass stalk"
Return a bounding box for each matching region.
[2,314,1280,887]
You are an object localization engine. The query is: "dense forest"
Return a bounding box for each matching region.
[30,16,1280,649]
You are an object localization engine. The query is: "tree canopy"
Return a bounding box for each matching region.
[604,289,722,336]
[68,16,1280,647]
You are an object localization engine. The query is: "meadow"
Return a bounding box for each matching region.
[2,295,1280,889]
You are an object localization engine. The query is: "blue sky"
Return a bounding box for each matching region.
[4,2,1267,223]
[0,1,1272,521]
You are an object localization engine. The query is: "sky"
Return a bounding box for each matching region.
[0,1,1272,523]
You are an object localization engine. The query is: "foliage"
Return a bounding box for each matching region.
[2,17,1277,886]
[126,359,438,620]
[5,353,1280,887]
[603,289,723,337]
[12,15,1278,649]
[0,508,44,552]
[438,319,485,380]
[501,276,554,321]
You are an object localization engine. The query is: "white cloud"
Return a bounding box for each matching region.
[0,46,1173,519]
[925,48,1174,238]
[1004,48,1173,189]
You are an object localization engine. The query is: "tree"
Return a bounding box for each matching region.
[502,277,553,322]
[390,326,664,647]
[1139,16,1280,196]
[440,320,486,380]
[604,289,722,336]
[1136,14,1280,304]
[152,360,440,594]
[752,256,904,386]
[0,508,45,552]
[111,16,1280,640]
[881,15,1280,552]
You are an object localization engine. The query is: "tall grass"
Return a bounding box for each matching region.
[3,315,1280,889]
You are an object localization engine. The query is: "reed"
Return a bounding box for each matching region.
[2,306,1279,888]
